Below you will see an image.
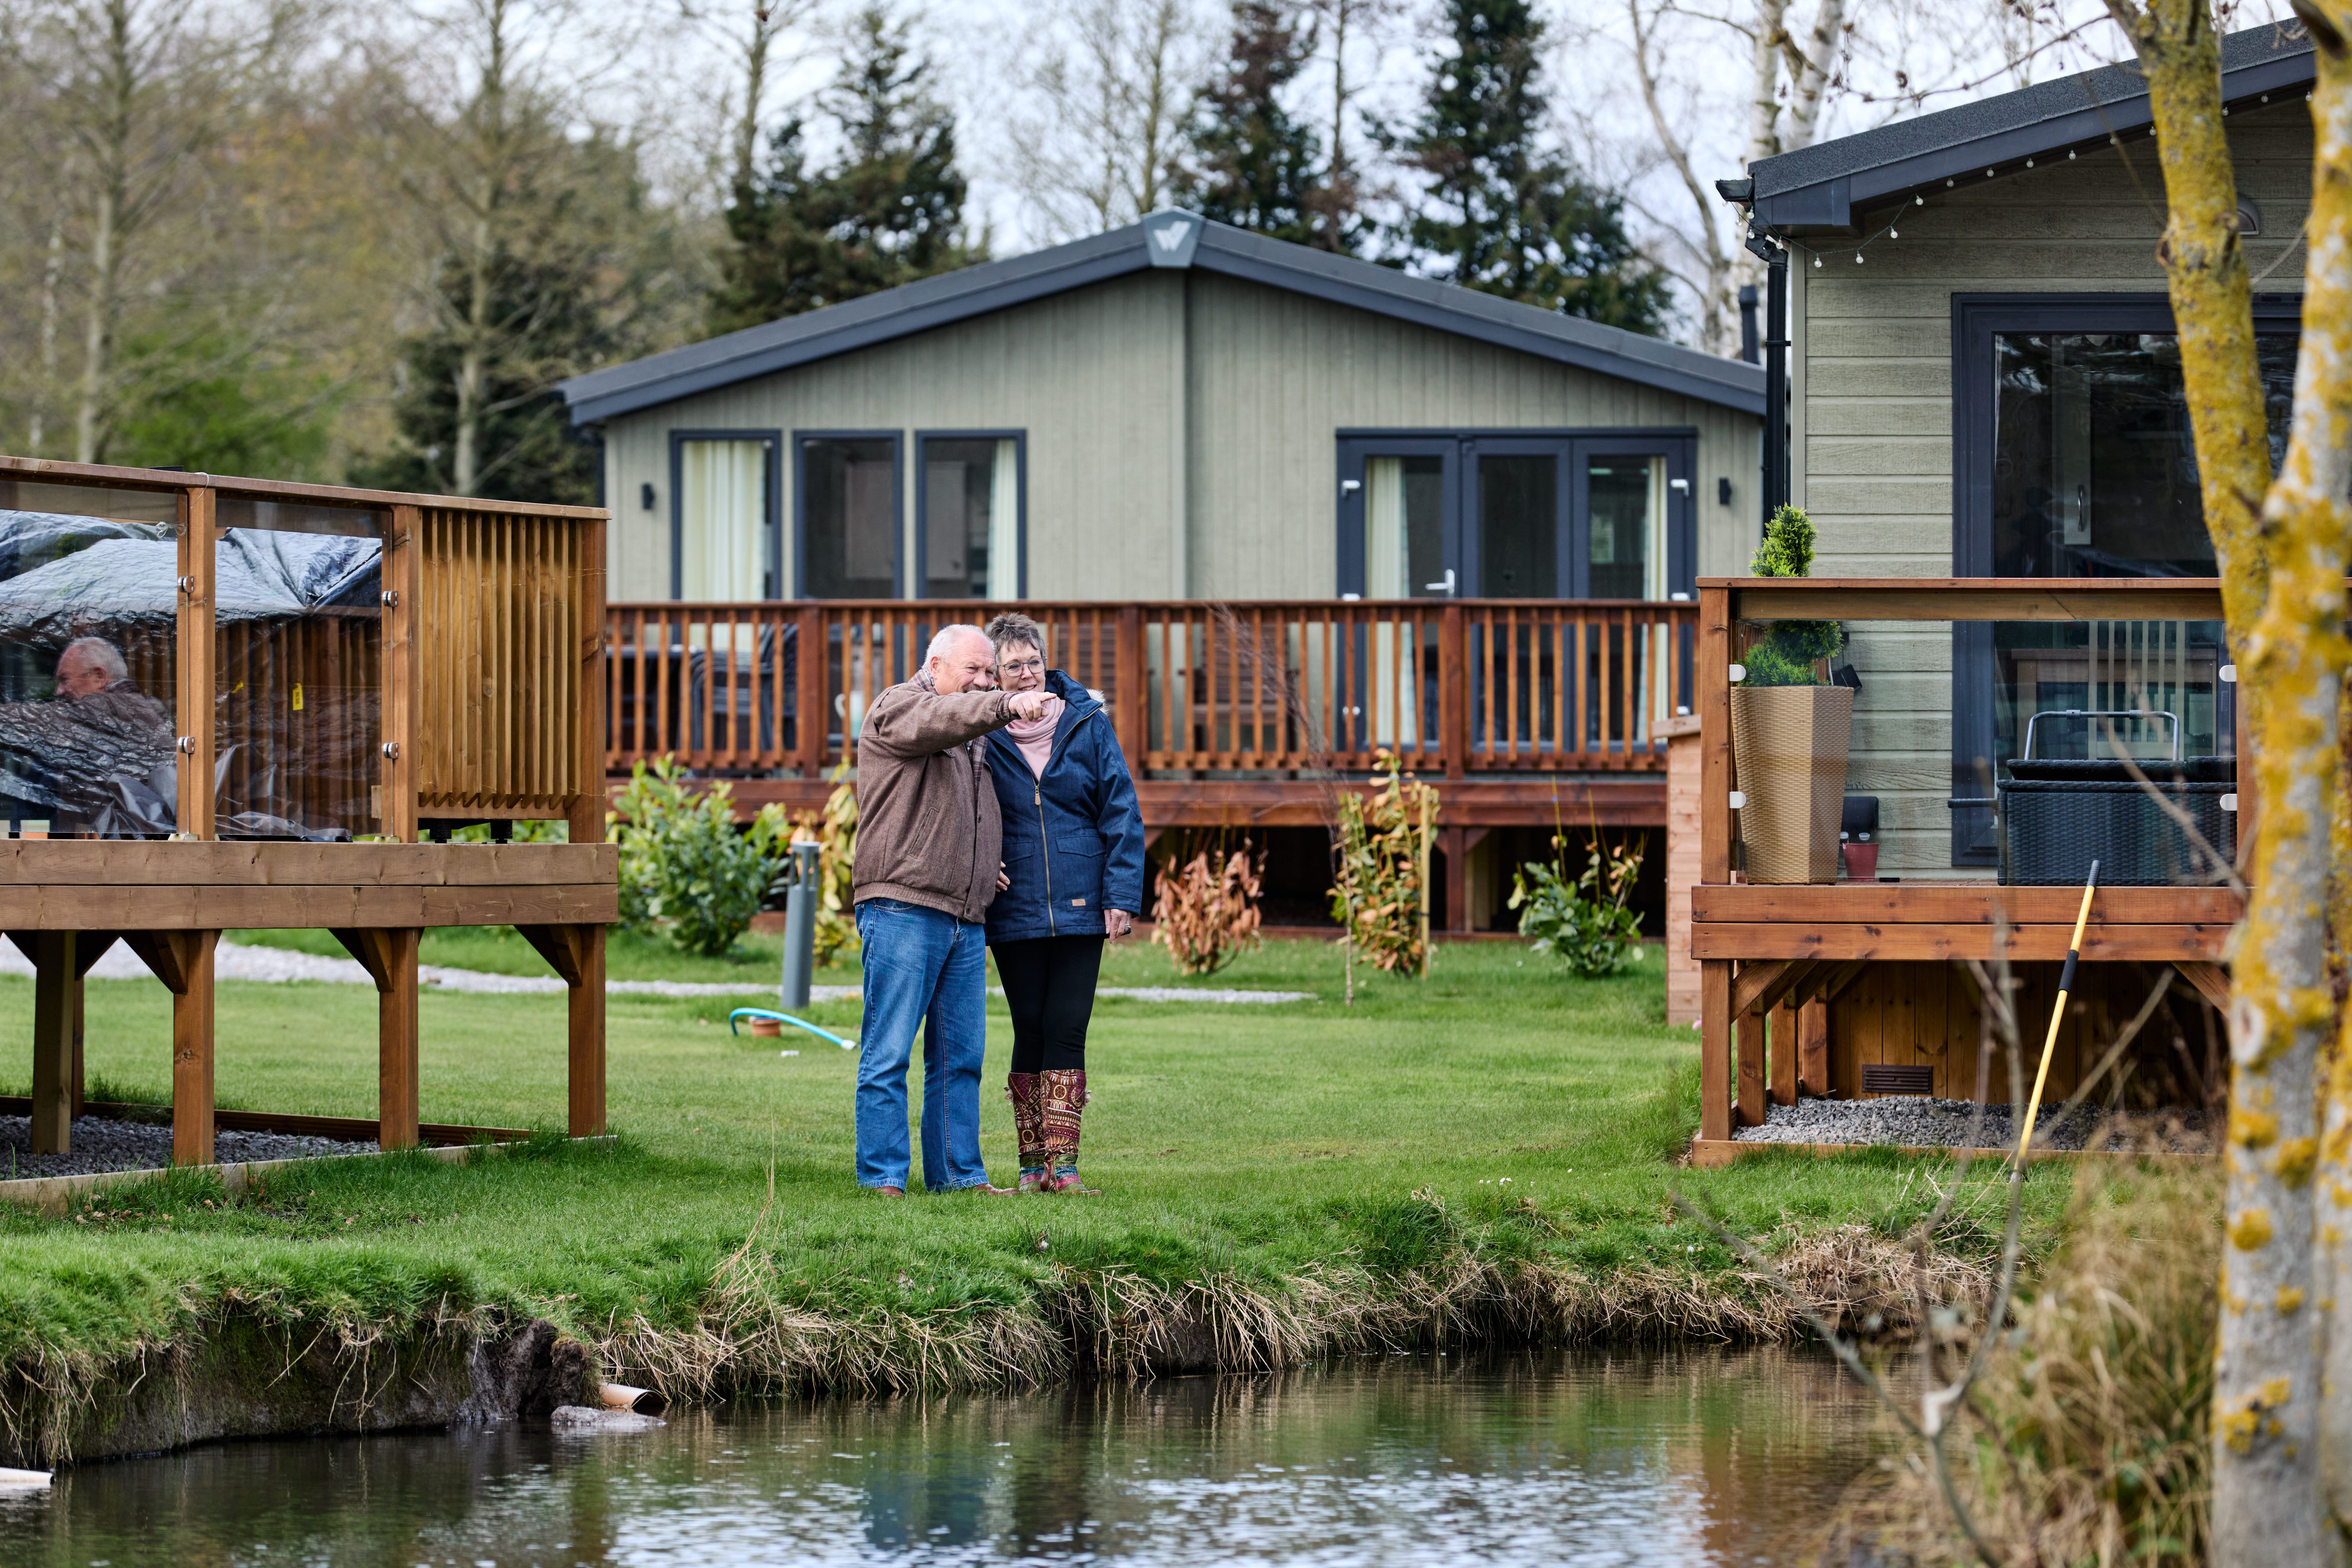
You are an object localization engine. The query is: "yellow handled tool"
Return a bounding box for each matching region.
[2017,858,2100,1160]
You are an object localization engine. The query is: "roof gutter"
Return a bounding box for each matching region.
[1751,46,2316,232]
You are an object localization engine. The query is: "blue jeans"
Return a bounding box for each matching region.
[854,899,993,1191]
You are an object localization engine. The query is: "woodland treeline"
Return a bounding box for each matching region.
[0,0,1668,503]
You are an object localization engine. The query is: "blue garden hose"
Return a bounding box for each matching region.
[729,1007,858,1050]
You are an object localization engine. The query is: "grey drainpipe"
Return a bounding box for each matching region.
[1716,178,1790,535]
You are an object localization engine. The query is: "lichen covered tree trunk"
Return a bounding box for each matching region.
[2219,5,2352,1561]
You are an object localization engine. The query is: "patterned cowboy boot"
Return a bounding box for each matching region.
[1036,1069,1099,1195]
[1007,1073,1049,1193]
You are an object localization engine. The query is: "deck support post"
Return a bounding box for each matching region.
[1441,826,1467,932]
[1700,959,1732,1141]
[1769,997,1798,1107]
[27,932,74,1154]
[570,925,606,1136]
[1736,1002,1767,1128]
[170,932,218,1167]
[334,928,423,1149]
[1798,998,1830,1098]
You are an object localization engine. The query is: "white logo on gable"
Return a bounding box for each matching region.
[1152,223,1191,252]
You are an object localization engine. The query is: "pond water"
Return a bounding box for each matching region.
[0,1347,1891,1567]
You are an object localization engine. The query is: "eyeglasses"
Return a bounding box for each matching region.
[999,658,1043,675]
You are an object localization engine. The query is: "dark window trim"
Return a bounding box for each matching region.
[1943,290,2302,862]
[667,428,782,600]
[792,429,904,601]
[1333,427,1698,600]
[912,429,1028,599]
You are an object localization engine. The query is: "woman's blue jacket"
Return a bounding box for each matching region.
[984,669,1147,943]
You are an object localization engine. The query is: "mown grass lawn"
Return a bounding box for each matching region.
[0,936,2069,1377]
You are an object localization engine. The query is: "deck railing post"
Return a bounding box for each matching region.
[382,505,421,843]
[176,486,217,840]
[1114,604,1144,774]
[1440,603,1466,781]
[570,514,606,846]
[794,605,827,771]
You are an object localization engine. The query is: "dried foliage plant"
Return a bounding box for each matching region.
[1329,749,1438,976]
[1150,832,1264,976]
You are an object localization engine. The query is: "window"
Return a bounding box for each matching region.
[1947,294,2302,861]
[797,434,900,600]
[671,434,777,599]
[917,433,1023,598]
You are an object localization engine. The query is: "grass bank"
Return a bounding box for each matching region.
[0,938,2074,1461]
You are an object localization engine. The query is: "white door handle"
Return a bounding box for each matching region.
[1424,569,1456,596]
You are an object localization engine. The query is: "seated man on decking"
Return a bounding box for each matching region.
[0,636,176,835]
[848,624,1049,1196]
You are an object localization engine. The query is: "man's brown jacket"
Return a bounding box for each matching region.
[851,679,1016,924]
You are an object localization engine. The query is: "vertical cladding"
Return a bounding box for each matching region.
[592,267,1763,605]
[1794,102,2311,875]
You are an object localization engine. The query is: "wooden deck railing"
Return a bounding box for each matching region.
[603,598,1696,777]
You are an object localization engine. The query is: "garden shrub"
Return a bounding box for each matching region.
[786,767,860,966]
[1508,829,1647,977]
[1329,749,1437,975]
[1741,503,1844,687]
[610,756,791,957]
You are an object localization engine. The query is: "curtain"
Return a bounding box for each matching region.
[1364,458,1405,599]
[679,440,767,599]
[988,439,1020,599]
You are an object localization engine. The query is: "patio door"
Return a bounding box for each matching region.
[1337,435,1692,601]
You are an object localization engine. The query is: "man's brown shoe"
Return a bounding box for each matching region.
[871,1185,905,1196]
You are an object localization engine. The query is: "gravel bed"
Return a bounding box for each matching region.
[1733,1095,2213,1153]
[0,1113,376,1181]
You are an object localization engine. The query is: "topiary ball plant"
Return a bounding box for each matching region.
[1742,504,1843,686]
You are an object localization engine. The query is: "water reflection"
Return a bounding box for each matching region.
[0,1346,1887,1567]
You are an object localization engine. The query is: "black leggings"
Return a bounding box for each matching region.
[994,935,1104,1073]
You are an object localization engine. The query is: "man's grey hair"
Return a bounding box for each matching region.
[60,636,127,682]
[923,623,991,666]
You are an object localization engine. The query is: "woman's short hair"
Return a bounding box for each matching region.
[984,612,1045,661]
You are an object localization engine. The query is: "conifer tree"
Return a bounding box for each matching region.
[1173,2,1324,247]
[1382,0,1670,333]
[711,6,981,333]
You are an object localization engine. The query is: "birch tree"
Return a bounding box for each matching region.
[1002,0,1208,239]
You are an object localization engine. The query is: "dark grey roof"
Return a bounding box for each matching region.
[1747,21,2316,231]
[559,213,1765,423]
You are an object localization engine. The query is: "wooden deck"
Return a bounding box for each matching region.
[1692,577,2241,1151]
[0,456,612,1170]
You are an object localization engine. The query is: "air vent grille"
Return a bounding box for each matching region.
[1860,1064,1936,1097]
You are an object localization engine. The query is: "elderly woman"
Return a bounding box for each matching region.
[982,612,1146,1194]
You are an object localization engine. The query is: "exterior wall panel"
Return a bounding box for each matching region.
[599,269,1764,605]
[1791,101,2313,876]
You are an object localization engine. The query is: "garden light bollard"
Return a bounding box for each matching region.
[779,840,822,1009]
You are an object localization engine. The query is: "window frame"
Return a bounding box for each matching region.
[791,428,905,602]
[667,428,781,600]
[913,428,1027,600]
[1334,428,1698,600]
[1943,291,2302,862]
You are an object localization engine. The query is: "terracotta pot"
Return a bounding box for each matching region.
[749,1016,783,1038]
[1731,685,1854,884]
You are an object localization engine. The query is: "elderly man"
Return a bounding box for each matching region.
[852,623,1050,1195]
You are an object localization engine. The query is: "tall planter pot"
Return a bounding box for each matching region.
[1730,685,1854,884]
